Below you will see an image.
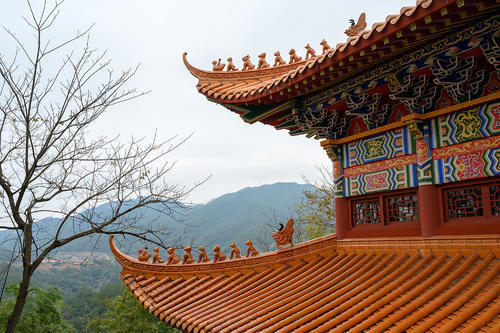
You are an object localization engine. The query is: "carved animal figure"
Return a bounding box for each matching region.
[152,247,164,264]
[257,52,269,69]
[289,49,302,64]
[167,247,180,265]
[182,245,195,264]
[273,51,286,66]
[272,218,294,248]
[245,239,259,257]
[241,55,255,71]
[213,245,227,262]
[138,248,151,262]
[229,242,241,259]
[345,12,367,37]
[320,39,331,54]
[212,58,225,71]
[198,246,210,263]
[226,57,238,71]
[305,44,316,60]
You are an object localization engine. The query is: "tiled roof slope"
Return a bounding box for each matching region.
[111,235,500,333]
[184,0,500,105]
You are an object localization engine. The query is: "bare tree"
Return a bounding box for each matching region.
[0,1,199,331]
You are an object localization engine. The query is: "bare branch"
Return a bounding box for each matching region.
[0,1,201,331]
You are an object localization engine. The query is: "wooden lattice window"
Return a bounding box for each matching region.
[352,199,381,225]
[386,194,418,222]
[445,186,484,218]
[443,179,500,221]
[489,185,499,216]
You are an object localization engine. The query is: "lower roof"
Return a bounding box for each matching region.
[111,235,500,332]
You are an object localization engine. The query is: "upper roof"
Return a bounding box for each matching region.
[184,0,497,106]
[111,235,500,332]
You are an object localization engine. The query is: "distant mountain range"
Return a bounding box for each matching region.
[0,182,314,257]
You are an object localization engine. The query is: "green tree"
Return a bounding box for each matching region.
[294,166,336,241]
[64,280,124,332]
[0,284,73,333]
[87,290,179,333]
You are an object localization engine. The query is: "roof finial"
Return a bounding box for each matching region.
[245,239,259,257]
[241,55,255,71]
[226,57,238,71]
[229,242,241,259]
[257,53,270,69]
[138,247,151,262]
[213,245,227,262]
[167,247,180,265]
[272,218,294,249]
[152,247,164,263]
[273,51,286,66]
[305,44,316,60]
[182,245,195,264]
[212,58,225,71]
[197,245,210,263]
[289,49,302,64]
[320,39,331,54]
[345,12,367,37]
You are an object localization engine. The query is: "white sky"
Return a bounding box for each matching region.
[2,0,411,203]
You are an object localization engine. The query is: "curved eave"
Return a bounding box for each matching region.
[183,52,310,82]
[184,0,500,106]
[112,235,500,333]
[109,234,336,278]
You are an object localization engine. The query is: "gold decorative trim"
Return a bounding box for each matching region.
[344,154,416,177]
[321,92,500,147]
[432,136,500,160]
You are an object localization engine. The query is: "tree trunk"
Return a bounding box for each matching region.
[5,224,33,333]
[5,270,31,333]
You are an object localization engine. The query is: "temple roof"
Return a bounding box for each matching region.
[184,0,498,106]
[111,235,500,332]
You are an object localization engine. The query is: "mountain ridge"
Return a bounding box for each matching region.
[0,182,314,256]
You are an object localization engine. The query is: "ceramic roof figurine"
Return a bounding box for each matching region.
[345,12,367,37]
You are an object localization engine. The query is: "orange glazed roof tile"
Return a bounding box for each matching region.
[111,235,500,332]
[184,0,499,106]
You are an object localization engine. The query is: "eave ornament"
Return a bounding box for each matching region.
[273,51,286,66]
[272,218,294,249]
[213,245,227,261]
[246,239,259,257]
[152,248,164,263]
[138,247,151,262]
[197,246,210,263]
[241,55,255,71]
[167,247,180,265]
[182,245,195,264]
[345,13,367,37]
[230,242,242,259]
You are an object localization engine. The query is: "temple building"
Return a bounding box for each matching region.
[111,0,500,331]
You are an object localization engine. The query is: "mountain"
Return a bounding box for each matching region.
[0,182,314,256]
[187,182,313,250]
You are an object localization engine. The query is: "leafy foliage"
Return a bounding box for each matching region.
[86,290,179,333]
[289,167,336,242]
[294,186,336,241]
[0,284,73,333]
[64,280,123,332]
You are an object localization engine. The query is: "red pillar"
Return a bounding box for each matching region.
[335,197,349,240]
[418,184,441,238]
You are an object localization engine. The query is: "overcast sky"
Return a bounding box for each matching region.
[2,0,411,203]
